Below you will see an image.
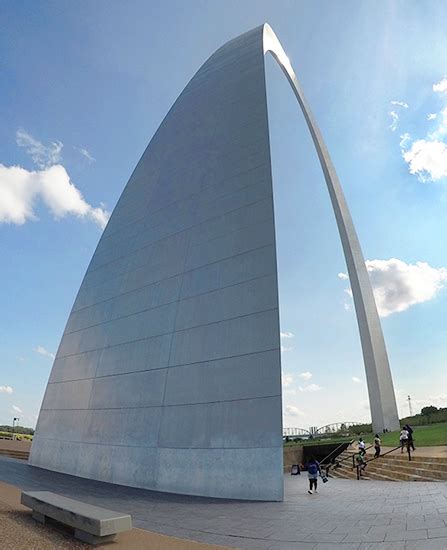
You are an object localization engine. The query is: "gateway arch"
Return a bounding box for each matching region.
[30,24,399,501]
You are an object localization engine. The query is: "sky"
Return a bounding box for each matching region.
[1,1,446,431]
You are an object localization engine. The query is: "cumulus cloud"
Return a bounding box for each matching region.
[352,377,361,383]
[365,258,447,317]
[433,77,447,93]
[280,331,295,339]
[0,163,109,228]
[284,405,306,417]
[338,272,349,280]
[298,372,312,380]
[282,373,294,388]
[16,129,63,168]
[428,113,437,121]
[0,385,13,394]
[299,383,322,393]
[402,139,447,181]
[12,405,22,414]
[34,345,55,360]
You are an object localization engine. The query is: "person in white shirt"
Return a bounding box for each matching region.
[358,438,366,456]
[400,428,409,453]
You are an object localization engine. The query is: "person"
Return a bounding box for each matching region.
[404,424,415,451]
[355,452,367,476]
[400,427,409,453]
[307,456,321,494]
[358,438,366,456]
[374,434,381,458]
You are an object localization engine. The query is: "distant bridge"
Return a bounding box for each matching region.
[283,422,364,438]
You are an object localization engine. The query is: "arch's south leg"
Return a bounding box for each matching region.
[30,26,284,501]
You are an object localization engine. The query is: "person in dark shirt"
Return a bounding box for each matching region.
[404,424,415,451]
[307,456,321,494]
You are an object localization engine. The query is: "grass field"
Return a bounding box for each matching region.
[363,423,447,448]
[284,422,447,448]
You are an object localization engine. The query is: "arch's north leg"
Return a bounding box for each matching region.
[262,25,399,433]
[30,26,284,501]
[30,24,399,501]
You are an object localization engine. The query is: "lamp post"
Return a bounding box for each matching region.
[12,417,19,440]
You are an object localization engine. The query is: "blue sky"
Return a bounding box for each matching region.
[1,1,446,430]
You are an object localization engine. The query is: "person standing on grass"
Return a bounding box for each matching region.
[374,434,381,458]
[404,424,415,451]
[400,427,409,453]
[307,456,321,494]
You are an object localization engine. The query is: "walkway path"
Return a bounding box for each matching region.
[0,456,446,549]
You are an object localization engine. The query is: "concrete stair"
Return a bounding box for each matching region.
[328,448,447,482]
[0,448,29,460]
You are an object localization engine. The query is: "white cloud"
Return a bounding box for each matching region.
[391,100,409,108]
[284,405,306,417]
[299,383,322,392]
[428,113,437,121]
[16,129,63,168]
[433,77,447,93]
[281,345,293,353]
[402,139,447,182]
[34,345,55,360]
[75,146,96,163]
[365,258,447,317]
[352,377,361,383]
[389,110,399,132]
[298,371,312,380]
[0,385,13,394]
[399,132,412,149]
[430,107,447,141]
[280,331,295,339]
[338,272,349,280]
[12,405,22,414]
[282,373,294,388]
[0,163,110,228]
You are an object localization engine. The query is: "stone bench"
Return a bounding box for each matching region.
[21,491,132,545]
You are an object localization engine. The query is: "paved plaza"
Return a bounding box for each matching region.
[1,456,447,549]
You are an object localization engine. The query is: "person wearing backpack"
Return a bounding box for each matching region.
[306,456,321,494]
[404,424,415,451]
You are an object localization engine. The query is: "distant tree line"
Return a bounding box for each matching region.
[0,425,34,435]
[400,406,447,427]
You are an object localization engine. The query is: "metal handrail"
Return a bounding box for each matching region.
[324,442,373,476]
[355,441,412,480]
[333,443,373,467]
[320,439,354,466]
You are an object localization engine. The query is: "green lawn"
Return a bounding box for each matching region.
[284,436,353,447]
[364,423,447,447]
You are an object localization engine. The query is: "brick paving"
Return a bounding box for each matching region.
[0,456,446,549]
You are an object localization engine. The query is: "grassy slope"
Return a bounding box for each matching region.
[363,423,447,447]
[284,422,447,448]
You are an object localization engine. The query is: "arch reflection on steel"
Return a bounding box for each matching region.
[31,24,399,502]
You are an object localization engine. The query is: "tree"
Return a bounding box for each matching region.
[421,406,438,416]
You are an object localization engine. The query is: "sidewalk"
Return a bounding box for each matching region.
[0,480,229,550]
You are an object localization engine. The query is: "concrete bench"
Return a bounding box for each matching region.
[21,491,132,545]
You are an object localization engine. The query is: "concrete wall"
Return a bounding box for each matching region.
[30,26,284,501]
